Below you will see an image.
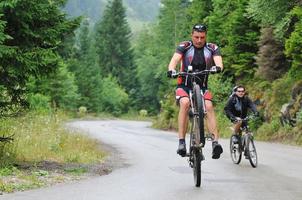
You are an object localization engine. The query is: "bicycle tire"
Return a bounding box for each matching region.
[230,135,242,164]
[192,148,201,187]
[246,135,258,168]
[193,84,205,145]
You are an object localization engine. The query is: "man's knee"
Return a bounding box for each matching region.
[205,100,214,112]
[179,98,190,109]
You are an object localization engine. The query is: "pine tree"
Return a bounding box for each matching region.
[186,0,213,26]
[207,0,260,79]
[95,0,137,92]
[0,0,80,111]
[71,19,103,112]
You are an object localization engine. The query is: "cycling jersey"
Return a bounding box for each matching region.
[176,41,221,89]
[224,95,257,120]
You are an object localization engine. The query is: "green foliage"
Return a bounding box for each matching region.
[209,75,233,106]
[95,0,137,92]
[285,6,302,80]
[69,19,103,112]
[0,0,80,112]
[27,93,51,113]
[263,76,294,117]
[186,0,212,26]
[152,95,178,130]
[256,117,281,140]
[134,27,162,113]
[0,111,106,166]
[100,75,129,116]
[78,106,87,118]
[247,0,292,26]
[139,109,148,117]
[27,62,80,111]
[157,0,189,47]
[0,166,18,176]
[208,0,259,79]
[134,0,191,114]
[208,76,234,137]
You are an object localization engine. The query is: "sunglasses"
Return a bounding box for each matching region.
[193,24,207,32]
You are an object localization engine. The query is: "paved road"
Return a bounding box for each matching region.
[2,120,302,200]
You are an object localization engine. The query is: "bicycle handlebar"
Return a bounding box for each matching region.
[234,115,256,122]
[176,69,214,77]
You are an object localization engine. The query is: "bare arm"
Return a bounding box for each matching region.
[213,55,223,70]
[168,53,182,71]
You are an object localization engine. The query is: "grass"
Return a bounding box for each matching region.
[75,110,154,122]
[0,111,107,193]
[64,167,88,176]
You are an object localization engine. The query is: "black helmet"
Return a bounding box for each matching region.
[192,24,207,32]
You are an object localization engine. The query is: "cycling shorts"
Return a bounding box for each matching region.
[175,85,213,105]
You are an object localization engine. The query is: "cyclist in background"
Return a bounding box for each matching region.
[224,85,259,142]
[167,24,223,159]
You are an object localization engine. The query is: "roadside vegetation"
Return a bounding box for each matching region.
[148,0,302,145]
[0,111,106,193]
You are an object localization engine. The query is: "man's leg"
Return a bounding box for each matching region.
[205,100,223,159]
[177,97,190,156]
[205,100,218,140]
[232,121,242,144]
[233,121,242,134]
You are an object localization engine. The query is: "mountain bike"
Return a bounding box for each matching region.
[176,67,214,187]
[230,116,258,168]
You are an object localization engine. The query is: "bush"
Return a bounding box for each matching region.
[0,111,106,167]
[152,96,178,130]
[100,75,129,116]
[78,106,87,117]
[27,93,51,113]
[139,109,148,117]
[256,117,281,140]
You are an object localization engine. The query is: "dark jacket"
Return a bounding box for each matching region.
[224,94,257,120]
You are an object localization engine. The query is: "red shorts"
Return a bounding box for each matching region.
[175,87,213,103]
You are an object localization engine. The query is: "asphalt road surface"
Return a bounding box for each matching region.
[2,120,302,200]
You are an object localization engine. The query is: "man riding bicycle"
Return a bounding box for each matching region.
[224,85,259,142]
[167,24,223,159]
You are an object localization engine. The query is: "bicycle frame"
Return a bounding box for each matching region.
[176,69,213,187]
[188,82,207,146]
[230,116,258,167]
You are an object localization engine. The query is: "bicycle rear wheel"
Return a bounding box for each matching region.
[193,84,205,146]
[230,135,242,164]
[192,148,201,187]
[246,135,258,168]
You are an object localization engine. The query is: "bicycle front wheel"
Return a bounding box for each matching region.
[193,84,205,146]
[192,148,201,187]
[230,135,242,164]
[246,136,258,168]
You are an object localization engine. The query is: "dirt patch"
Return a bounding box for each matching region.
[0,142,126,194]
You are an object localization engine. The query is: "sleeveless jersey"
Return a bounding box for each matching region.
[176,41,221,88]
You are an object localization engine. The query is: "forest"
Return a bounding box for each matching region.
[0,0,302,144]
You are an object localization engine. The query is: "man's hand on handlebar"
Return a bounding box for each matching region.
[210,66,222,74]
[231,117,243,123]
[167,69,177,78]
